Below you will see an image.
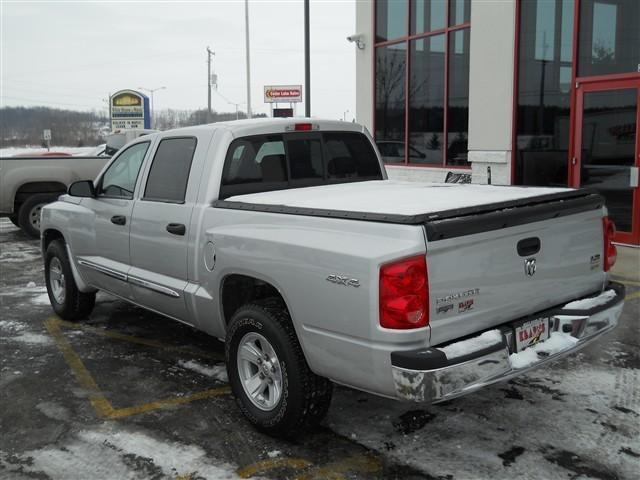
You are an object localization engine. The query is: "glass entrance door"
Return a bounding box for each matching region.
[573,80,640,245]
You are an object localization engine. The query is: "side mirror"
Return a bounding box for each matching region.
[68,180,95,198]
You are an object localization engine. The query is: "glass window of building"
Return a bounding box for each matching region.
[515,0,575,186]
[577,0,639,77]
[449,0,470,26]
[376,0,408,43]
[375,43,407,161]
[374,0,471,167]
[412,0,446,34]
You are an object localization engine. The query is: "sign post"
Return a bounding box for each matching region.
[43,129,51,151]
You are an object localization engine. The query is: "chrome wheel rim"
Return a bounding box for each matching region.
[237,331,283,411]
[49,257,66,304]
[29,203,46,231]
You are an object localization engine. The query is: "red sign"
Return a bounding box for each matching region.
[264,85,302,103]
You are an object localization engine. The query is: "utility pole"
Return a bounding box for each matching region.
[244,0,252,119]
[207,46,215,123]
[304,0,310,117]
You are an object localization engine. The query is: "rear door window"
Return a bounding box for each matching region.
[143,137,197,203]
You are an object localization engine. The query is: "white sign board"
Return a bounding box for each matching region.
[43,129,51,141]
[110,90,149,130]
[264,85,303,103]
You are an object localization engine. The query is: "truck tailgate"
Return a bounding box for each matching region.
[426,208,607,346]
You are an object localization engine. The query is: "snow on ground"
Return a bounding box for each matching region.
[178,359,228,382]
[0,146,100,157]
[1,426,244,480]
[563,289,617,310]
[327,362,639,480]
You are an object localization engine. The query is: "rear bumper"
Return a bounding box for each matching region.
[391,281,625,403]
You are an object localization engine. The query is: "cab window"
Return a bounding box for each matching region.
[98,142,150,199]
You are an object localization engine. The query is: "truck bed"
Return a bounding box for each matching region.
[215,181,603,240]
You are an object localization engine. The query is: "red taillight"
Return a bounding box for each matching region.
[603,217,617,272]
[294,123,313,131]
[379,255,429,329]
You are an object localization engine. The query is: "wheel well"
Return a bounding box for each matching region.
[221,274,288,324]
[14,182,67,211]
[42,229,65,254]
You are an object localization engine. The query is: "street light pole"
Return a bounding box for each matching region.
[304,0,310,117]
[138,86,166,129]
[244,0,252,119]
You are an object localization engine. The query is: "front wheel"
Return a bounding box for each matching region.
[225,299,333,438]
[45,239,96,320]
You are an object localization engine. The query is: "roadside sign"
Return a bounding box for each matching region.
[273,108,294,118]
[110,90,150,130]
[264,85,302,103]
[43,129,52,141]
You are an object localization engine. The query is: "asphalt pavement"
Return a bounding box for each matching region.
[1,218,638,480]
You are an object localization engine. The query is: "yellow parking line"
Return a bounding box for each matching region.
[237,458,313,478]
[54,317,224,361]
[44,316,229,419]
[625,290,640,301]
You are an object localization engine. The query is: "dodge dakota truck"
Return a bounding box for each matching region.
[40,119,625,438]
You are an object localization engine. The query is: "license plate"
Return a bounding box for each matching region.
[515,317,550,352]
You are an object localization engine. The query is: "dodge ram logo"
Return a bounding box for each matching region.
[524,258,537,277]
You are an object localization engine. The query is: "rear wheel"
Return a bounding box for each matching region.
[226,299,333,438]
[18,193,59,238]
[45,239,95,320]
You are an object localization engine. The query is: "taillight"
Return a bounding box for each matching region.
[379,255,429,329]
[603,217,617,272]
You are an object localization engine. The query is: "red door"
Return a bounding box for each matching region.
[572,79,640,245]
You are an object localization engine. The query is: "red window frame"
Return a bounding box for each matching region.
[373,0,471,169]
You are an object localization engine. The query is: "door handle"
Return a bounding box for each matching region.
[166,223,186,236]
[110,215,126,225]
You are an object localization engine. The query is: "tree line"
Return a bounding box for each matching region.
[0,106,265,147]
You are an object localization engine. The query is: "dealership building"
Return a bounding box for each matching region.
[354,0,639,245]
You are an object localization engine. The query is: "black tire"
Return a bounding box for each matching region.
[44,239,96,320]
[9,215,19,227]
[18,193,59,238]
[226,299,333,438]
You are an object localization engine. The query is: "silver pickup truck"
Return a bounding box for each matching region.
[40,118,625,438]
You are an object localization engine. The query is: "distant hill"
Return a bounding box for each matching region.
[0,106,109,148]
[0,106,266,148]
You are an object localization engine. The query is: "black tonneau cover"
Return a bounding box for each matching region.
[212,189,604,241]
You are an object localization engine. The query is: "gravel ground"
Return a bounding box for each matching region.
[1,218,638,480]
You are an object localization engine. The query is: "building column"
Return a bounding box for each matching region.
[467,0,517,185]
[355,0,373,133]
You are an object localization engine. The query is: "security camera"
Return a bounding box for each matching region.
[346,34,365,50]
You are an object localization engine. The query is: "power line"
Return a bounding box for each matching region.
[0,95,101,109]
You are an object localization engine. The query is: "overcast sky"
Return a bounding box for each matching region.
[1,0,357,120]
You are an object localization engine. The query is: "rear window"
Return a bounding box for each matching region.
[220,131,382,199]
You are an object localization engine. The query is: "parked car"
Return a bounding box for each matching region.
[0,154,110,237]
[40,118,624,438]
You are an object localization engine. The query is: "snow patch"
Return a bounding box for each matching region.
[26,281,36,288]
[12,332,53,345]
[440,329,503,359]
[563,289,616,310]
[31,293,51,305]
[0,320,26,332]
[266,450,281,458]
[509,332,578,369]
[178,360,228,382]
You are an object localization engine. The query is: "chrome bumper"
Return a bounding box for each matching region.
[391,282,625,403]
